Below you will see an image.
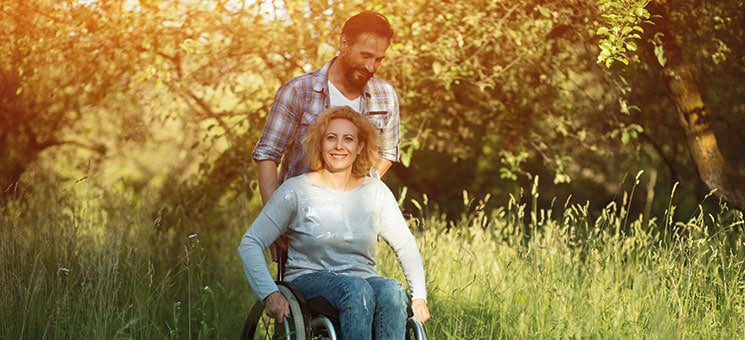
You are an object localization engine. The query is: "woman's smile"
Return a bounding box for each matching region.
[322,118,363,172]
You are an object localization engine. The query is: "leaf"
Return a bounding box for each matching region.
[537,5,551,18]
[654,44,667,67]
[432,61,442,75]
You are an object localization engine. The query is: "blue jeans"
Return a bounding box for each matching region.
[291,271,408,340]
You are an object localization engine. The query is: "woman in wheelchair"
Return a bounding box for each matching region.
[239,105,430,339]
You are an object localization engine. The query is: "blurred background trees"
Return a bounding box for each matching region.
[2,0,743,222]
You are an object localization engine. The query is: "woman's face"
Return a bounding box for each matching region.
[322,118,364,173]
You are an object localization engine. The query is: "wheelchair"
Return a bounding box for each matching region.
[241,250,428,339]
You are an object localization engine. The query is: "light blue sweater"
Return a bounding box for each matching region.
[238,175,426,301]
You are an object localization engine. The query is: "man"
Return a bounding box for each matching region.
[252,11,401,262]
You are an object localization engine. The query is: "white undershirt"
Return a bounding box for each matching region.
[328,80,361,112]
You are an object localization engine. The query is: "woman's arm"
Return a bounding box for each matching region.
[377,190,431,321]
[238,213,284,300]
[374,181,428,301]
[238,181,298,300]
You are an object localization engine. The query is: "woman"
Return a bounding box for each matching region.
[239,106,430,339]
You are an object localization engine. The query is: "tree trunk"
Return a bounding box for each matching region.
[646,1,745,211]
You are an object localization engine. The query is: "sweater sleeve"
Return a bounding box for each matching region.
[237,183,298,300]
[375,181,427,300]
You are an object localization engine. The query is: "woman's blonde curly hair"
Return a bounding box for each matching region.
[302,106,380,177]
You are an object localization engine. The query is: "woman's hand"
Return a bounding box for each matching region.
[263,291,290,320]
[411,298,431,322]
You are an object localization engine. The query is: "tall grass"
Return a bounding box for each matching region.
[2,176,744,338]
[0,180,252,338]
[379,178,745,338]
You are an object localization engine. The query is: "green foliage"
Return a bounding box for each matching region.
[595,0,651,68]
[3,0,743,226]
[610,122,644,145]
[499,150,531,181]
[383,0,644,211]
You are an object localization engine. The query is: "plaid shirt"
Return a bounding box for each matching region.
[253,58,400,182]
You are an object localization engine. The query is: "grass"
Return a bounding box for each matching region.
[2,177,744,339]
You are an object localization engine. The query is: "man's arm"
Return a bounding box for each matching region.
[372,81,400,175]
[256,160,280,204]
[377,158,392,178]
[255,159,287,262]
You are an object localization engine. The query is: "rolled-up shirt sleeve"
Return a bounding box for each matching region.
[252,84,301,164]
[363,79,401,163]
[378,89,400,163]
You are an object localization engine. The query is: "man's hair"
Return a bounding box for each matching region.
[302,106,380,178]
[341,11,394,43]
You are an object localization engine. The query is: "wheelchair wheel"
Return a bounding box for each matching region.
[307,315,338,339]
[242,285,307,339]
[406,318,428,340]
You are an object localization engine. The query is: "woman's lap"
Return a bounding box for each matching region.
[290,271,407,340]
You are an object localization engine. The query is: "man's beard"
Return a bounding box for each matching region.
[340,57,373,89]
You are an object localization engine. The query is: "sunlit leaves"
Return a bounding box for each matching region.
[595,0,651,68]
[500,150,531,181]
[609,123,643,145]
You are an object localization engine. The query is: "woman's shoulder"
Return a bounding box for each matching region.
[283,174,309,186]
[272,175,312,197]
[360,176,395,197]
[362,175,384,187]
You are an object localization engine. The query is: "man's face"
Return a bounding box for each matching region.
[338,33,390,89]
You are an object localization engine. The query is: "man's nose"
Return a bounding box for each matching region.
[364,59,376,73]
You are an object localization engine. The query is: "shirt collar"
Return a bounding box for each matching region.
[313,57,372,100]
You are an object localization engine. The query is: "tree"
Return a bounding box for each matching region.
[597,0,745,211]
[0,0,299,201]
[381,0,644,217]
[645,0,745,211]
[1,0,134,192]
[3,0,742,219]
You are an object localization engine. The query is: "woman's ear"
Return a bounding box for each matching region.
[358,141,365,155]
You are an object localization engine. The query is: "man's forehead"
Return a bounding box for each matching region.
[348,33,390,52]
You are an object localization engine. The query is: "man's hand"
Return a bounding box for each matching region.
[411,298,431,323]
[263,291,290,321]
